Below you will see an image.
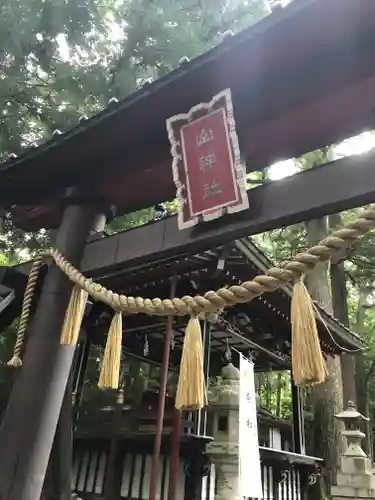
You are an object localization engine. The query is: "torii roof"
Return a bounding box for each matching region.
[1,0,375,230]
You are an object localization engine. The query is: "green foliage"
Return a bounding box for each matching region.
[256,371,292,421]
[107,208,154,233]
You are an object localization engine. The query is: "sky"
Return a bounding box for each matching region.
[268,132,375,181]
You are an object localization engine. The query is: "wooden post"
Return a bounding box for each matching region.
[72,336,91,426]
[292,381,305,455]
[184,436,210,500]
[149,279,176,500]
[0,200,99,500]
[202,318,211,435]
[47,214,105,500]
[104,389,124,500]
[168,408,181,500]
[46,335,93,499]
[47,375,74,500]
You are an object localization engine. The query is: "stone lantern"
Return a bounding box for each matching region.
[206,363,242,500]
[335,401,369,458]
[331,401,375,499]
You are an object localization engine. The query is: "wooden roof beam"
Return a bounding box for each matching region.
[79,149,375,275]
[9,150,375,280]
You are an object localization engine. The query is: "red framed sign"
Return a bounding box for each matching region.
[166,88,248,230]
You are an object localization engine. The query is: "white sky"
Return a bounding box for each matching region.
[268,132,375,181]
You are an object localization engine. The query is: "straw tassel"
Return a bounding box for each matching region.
[291,279,328,387]
[60,285,88,345]
[175,316,205,411]
[98,312,123,389]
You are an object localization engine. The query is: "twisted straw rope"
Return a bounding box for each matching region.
[9,205,375,365]
[7,256,44,367]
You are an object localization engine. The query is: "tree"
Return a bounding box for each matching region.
[329,213,356,405]
[306,216,344,494]
[353,288,375,457]
[0,0,111,252]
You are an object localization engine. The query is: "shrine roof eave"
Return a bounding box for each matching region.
[235,238,365,354]
[1,0,375,231]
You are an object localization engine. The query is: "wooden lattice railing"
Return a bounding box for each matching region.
[72,438,321,500]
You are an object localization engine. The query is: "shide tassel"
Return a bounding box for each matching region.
[98,312,123,389]
[175,316,205,411]
[291,279,328,387]
[60,285,88,345]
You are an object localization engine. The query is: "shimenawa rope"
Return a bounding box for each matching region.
[8,206,375,400]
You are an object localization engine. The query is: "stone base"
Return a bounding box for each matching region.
[340,456,373,475]
[211,458,242,500]
[332,479,375,498]
[331,486,375,499]
[331,454,375,498]
[336,471,375,489]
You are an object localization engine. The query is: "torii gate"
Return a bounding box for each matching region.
[0,1,375,499]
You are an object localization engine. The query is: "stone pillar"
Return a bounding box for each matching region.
[207,363,259,500]
[331,401,375,499]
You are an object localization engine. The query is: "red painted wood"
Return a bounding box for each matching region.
[149,280,177,500]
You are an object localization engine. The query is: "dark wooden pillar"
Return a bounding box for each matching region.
[45,214,105,500]
[45,334,92,500]
[168,408,181,500]
[0,200,99,500]
[104,389,124,500]
[184,436,210,500]
[45,376,74,500]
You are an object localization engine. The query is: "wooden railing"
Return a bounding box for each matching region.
[249,463,300,500]
[72,438,322,500]
[254,447,322,500]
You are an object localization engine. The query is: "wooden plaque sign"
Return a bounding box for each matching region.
[166,89,248,230]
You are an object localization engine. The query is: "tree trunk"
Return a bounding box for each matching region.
[354,291,373,458]
[276,373,282,418]
[354,292,367,416]
[305,218,344,494]
[329,213,357,406]
[265,373,271,409]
